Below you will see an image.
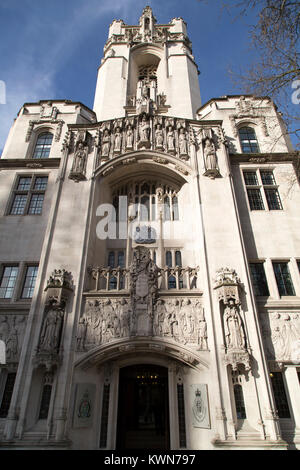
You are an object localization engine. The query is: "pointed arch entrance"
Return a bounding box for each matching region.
[116,364,170,450]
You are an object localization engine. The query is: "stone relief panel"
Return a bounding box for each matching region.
[260,312,300,364]
[190,384,210,429]
[76,296,207,352]
[77,247,207,353]
[73,383,96,428]
[0,314,27,363]
[95,115,193,164]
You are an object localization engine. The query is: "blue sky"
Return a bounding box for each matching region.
[0,0,262,153]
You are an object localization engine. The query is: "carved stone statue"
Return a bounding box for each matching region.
[167,126,175,151]
[153,299,166,336]
[72,142,87,174]
[126,125,134,149]
[178,128,188,156]
[77,316,88,351]
[101,129,111,157]
[197,309,208,350]
[114,127,122,152]
[39,301,64,353]
[138,115,150,144]
[119,298,130,337]
[129,246,159,335]
[223,299,246,350]
[155,124,164,148]
[203,138,217,171]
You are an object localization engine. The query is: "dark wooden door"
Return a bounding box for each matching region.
[116,364,170,450]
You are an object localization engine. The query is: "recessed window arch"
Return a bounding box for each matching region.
[233,384,247,419]
[112,180,180,222]
[238,126,259,153]
[33,131,53,158]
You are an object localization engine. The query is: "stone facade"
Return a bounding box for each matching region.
[0,7,299,450]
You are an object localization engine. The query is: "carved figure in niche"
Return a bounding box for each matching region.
[126,125,134,148]
[84,300,99,345]
[119,298,130,337]
[101,129,111,157]
[178,128,188,155]
[114,127,122,152]
[223,299,246,350]
[72,142,87,174]
[153,299,166,336]
[197,309,208,350]
[203,138,217,170]
[155,124,164,148]
[39,304,64,352]
[77,316,88,351]
[167,126,175,151]
[139,115,150,142]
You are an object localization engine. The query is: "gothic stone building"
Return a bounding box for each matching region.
[0,7,299,450]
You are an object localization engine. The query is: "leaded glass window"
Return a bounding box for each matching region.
[33,132,53,159]
[0,266,19,298]
[9,175,48,215]
[249,263,269,296]
[273,262,295,296]
[21,265,38,299]
[239,127,259,153]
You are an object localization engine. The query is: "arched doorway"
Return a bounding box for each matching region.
[116,364,170,450]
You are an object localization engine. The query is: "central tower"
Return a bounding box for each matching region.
[93,6,201,121]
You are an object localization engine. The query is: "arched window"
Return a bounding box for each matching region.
[239,127,259,153]
[113,181,179,222]
[33,132,53,158]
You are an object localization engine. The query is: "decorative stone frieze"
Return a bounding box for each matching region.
[0,314,27,364]
[260,311,300,364]
[76,293,207,352]
[229,96,270,138]
[94,114,194,164]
